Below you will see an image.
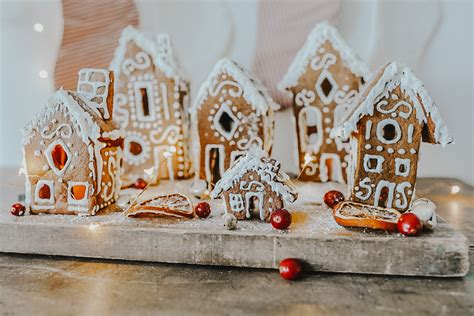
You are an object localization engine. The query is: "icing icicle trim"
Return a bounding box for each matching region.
[279,21,370,91]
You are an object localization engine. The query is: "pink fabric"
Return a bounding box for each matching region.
[252,0,341,108]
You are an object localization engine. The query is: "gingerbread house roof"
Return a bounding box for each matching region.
[210,148,298,203]
[22,89,123,146]
[278,21,370,91]
[192,58,280,116]
[110,25,184,80]
[333,62,452,146]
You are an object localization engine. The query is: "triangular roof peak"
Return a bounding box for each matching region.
[110,25,181,79]
[210,147,297,203]
[334,61,452,146]
[279,21,370,91]
[193,58,280,116]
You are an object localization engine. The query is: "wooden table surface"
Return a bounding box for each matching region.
[0,168,473,315]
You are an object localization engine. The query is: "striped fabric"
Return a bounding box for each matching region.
[54,0,139,90]
[251,0,341,108]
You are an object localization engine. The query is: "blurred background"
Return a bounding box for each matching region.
[1,0,473,185]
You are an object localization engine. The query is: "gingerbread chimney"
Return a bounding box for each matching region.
[77,68,114,120]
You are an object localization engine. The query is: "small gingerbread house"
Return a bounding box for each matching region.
[333,62,452,211]
[211,148,297,221]
[192,58,280,191]
[21,69,124,215]
[279,21,370,183]
[110,26,193,184]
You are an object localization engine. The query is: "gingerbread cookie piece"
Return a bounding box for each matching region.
[210,148,297,222]
[110,26,194,185]
[279,21,370,183]
[333,61,452,212]
[191,58,280,192]
[21,69,124,215]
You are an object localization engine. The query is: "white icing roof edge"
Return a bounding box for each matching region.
[192,58,280,116]
[278,21,370,91]
[22,89,123,146]
[210,148,297,203]
[334,61,452,147]
[110,25,183,80]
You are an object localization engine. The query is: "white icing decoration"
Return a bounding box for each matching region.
[355,177,372,201]
[363,154,384,173]
[34,180,54,205]
[229,193,244,212]
[408,124,414,144]
[295,89,316,106]
[319,153,344,183]
[376,119,402,144]
[40,123,72,139]
[376,100,412,119]
[44,139,72,176]
[395,158,410,177]
[67,181,89,210]
[310,52,337,71]
[374,180,396,208]
[394,182,412,209]
[279,21,370,91]
[315,69,338,105]
[76,68,112,119]
[365,120,372,140]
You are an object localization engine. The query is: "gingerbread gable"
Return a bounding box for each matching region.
[193,58,280,116]
[334,62,452,146]
[211,148,297,203]
[110,25,183,81]
[278,21,370,91]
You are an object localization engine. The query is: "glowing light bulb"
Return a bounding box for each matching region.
[450,185,460,195]
[33,23,44,32]
[39,70,48,79]
[89,223,100,231]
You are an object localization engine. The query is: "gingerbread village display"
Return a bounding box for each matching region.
[13,23,452,240]
[110,26,193,185]
[191,58,280,192]
[21,68,124,215]
[211,148,298,222]
[279,21,370,184]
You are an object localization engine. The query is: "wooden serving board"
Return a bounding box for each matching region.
[0,179,469,277]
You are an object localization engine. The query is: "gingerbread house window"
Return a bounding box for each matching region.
[363,154,384,173]
[134,82,155,121]
[214,104,239,140]
[395,158,410,177]
[44,139,71,176]
[34,180,54,204]
[376,119,401,144]
[67,181,89,206]
[229,193,244,212]
[315,69,338,105]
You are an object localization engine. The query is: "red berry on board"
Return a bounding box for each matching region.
[11,203,26,216]
[397,213,422,236]
[279,258,302,280]
[195,202,211,219]
[270,209,292,230]
[134,178,148,190]
[323,190,345,208]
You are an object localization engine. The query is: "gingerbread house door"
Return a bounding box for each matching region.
[245,192,264,220]
[298,107,323,155]
[205,145,225,189]
[153,145,175,181]
[320,153,344,183]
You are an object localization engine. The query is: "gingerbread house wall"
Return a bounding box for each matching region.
[350,86,423,211]
[24,111,96,215]
[222,171,284,222]
[196,74,273,189]
[291,41,364,183]
[113,40,193,184]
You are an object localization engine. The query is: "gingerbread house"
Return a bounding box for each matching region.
[210,148,297,221]
[333,62,452,211]
[21,69,124,215]
[191,58,280,191]
[279,21,370,183]
[110,26,193,184]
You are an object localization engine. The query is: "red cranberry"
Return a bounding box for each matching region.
[270,209,292,230]
[397,213,422,236]
[134,178,148,190]
[11,203,26,216]
[279,258,302,280]
[323,190,345,208]
[195,202,211,218]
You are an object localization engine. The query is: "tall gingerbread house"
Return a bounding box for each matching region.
[279,21,370,183]
[191,58,280,191]
[110,26,193,184]
[21,69,124,215]
[334,62,451,211]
